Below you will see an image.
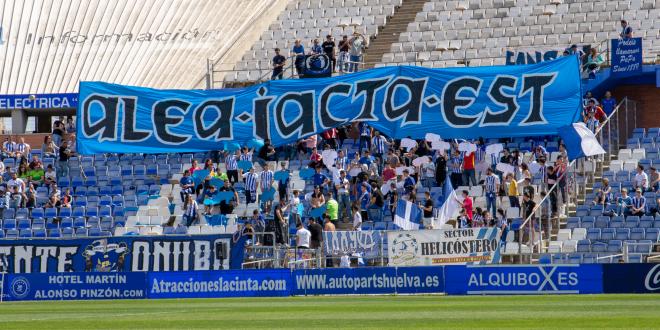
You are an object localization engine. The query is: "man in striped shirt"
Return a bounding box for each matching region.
[449,150,463,189]
[243,167,258,204]
[225,150,239,183]
[240,147,253,162]
[484,168,500,217]
[15,137,30,158]
[631,188,646,216]
[2,137,15,158]
[371,131,389,168]
[260,163,274,192]
[335,150,348,171]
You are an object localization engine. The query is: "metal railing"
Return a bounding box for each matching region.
[516,97,636,263]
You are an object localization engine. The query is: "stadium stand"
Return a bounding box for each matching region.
[376,0,659,68]
[0,0,658,269]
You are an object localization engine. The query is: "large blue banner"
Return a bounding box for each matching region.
[444,264,603,295]
[1,272,146,301]
[611,37,642,77]
[602,263,660,293]
[293,266,443,295]
[77,56,582,154]
[147,269,291,299]
[0,235,233,273]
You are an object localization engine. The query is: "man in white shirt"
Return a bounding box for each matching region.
[334,170,351,221]
[7,172,25,193]
[295,222,311,249]
[634,165,649,191]
[352,204,362,231]
[44,165,57,186]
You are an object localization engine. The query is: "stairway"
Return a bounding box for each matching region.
[362,0,427,69]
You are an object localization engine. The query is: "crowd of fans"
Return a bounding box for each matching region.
[0,117,76,214]
[271,32,368,79]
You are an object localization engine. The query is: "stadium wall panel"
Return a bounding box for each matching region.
[602,264,660,294]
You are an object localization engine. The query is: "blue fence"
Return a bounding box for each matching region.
[4,264,660,301]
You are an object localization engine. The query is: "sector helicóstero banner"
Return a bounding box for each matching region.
[77,56,582,154]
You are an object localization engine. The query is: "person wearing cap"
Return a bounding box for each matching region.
[616,188,633,216]
[271,48,286,80]
[631,188,646,216]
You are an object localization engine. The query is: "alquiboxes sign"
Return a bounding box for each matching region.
[387,228,501,266]
[602,263,660,293]
[444,264,603,295]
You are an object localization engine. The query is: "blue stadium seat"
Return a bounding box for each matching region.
[566,217,580,229]
[17,219,31,230]
[46,219,58,230]
[601,228,615,240]
[112,196,124,206]
[5,229,19,239]
[73,217,87,229]
[630,228,645,240]
[32,218,46,230]
[88,228,103,237]
[19,229,32,238]
[87,217,100,229]
[75,228,88,237]
[87,187,99,196]
[33,229,46,238]
[74,196,88,207]
[31,208,45,220]
[576,240,591,253]
[163,227,176,235]
[15,208,29,220]
[2,219,16,230]
[645,228,659,241]
[99,206,112,217]
[607,240,623,252]
[60,207,73,218]
[72,207,85,218]
[48,228,61,238]
[615,228,630,240]
[44,207,58,219]
[60,218,74,228]
[61,227,74,238]
[586,228,600,240]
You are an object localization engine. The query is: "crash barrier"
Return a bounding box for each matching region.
[3,263,659,301]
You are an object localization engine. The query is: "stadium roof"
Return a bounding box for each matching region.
[0,0,283,94]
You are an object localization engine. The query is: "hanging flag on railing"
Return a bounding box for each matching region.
[558,122,606,160]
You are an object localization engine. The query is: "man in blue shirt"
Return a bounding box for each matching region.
[403,169,416,195]
[312,167,329,193]
[601,91,616,116]
[271,48,286,80]
[179,170,194,202]
[291,39,305,77]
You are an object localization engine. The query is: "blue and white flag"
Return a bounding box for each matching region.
[394,199,422,230]
[436,176,461,226]
[559,122,606,160]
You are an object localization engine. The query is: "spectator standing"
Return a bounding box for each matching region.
[456,190,473,222]
[291,39,305,77]
[449,149,463,188]
[506,173,520,208]
[337,35,350,72]
[348,32,367,72]
[65,117,76,134]
[295,221,311,249]
[620,20,633,39]
[351,204,362,231]
[271,48,286,80]
[601,91,617,116]
[335,170,351,221]
[179,170,194,202]
[57,141,71,177]
[308,218,323,250]
[322,35,336,73]
[583,48,604,79]
[420,191,434,229]
[243,167,258,204]
[435,153,447,187]
[311,38,323,55]
[484,168,499,216]
[326,193,338,222]
[52,117,65,147]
